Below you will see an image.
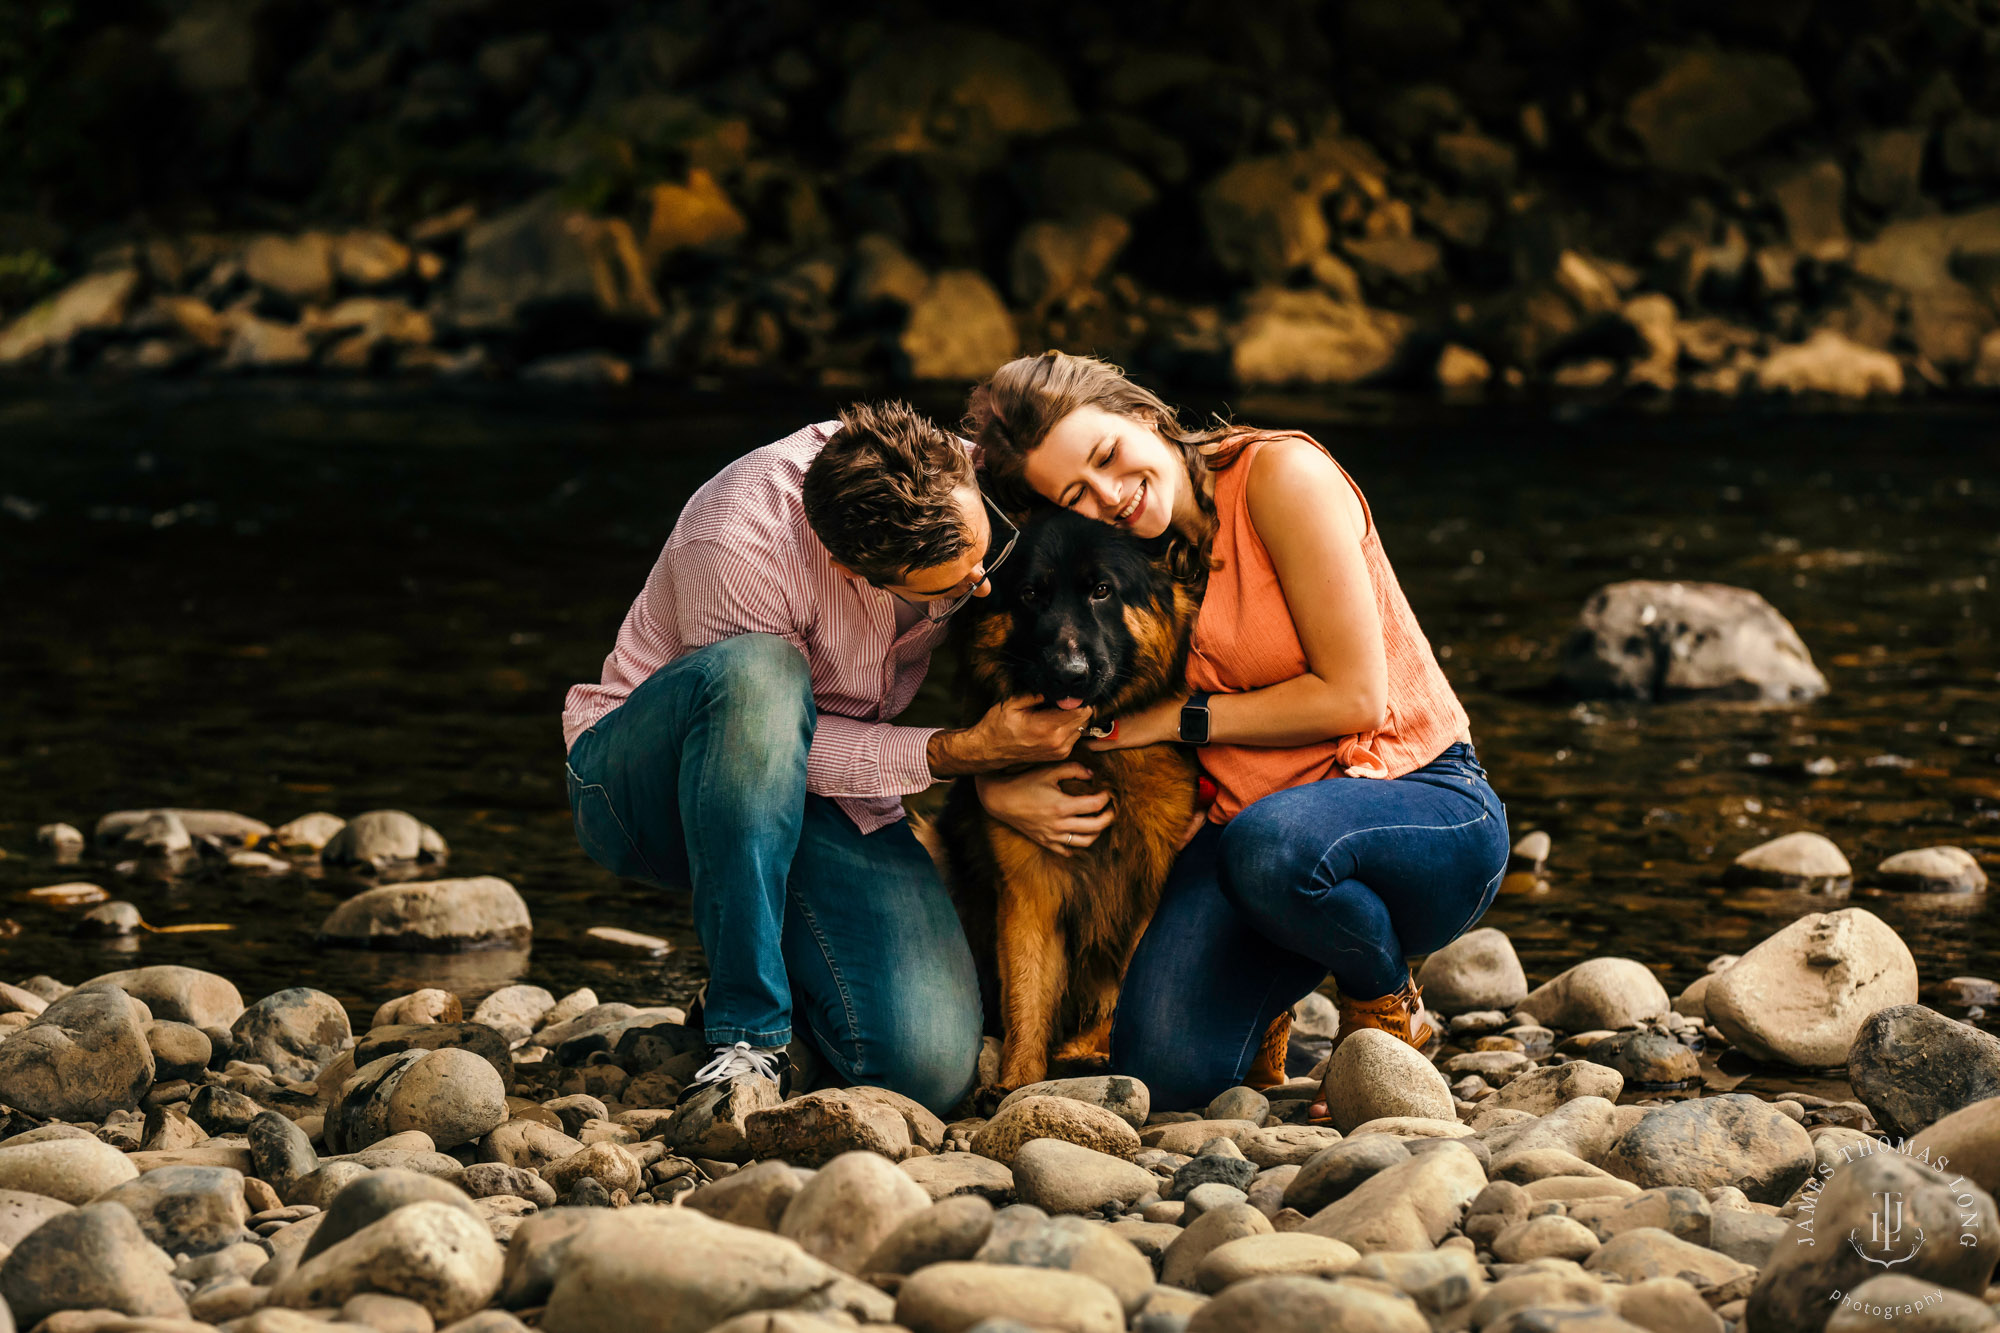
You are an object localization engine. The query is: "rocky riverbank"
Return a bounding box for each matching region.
[6,7,2000,398]
[3,799,1999,1331]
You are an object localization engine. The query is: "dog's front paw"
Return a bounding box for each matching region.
[1051,1050,1113,1077]
[968,1082,1014,1117]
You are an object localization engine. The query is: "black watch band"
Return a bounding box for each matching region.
[1180,690,1213,745]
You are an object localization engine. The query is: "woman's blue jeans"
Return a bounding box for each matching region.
[1110,741,1508,1110]
[563,633,982,1115]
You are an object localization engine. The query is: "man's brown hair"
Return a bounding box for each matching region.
[803,400,976,583]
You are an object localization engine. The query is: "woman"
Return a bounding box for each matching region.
[967,351,1508,1116]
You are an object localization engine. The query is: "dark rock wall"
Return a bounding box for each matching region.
[3,0,1999,393]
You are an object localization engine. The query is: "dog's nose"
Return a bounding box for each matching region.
[1047,642,1090,689]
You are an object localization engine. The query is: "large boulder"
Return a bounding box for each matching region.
[319,877,531,951]
[778,1150,932,1273]
[1517,958,1669,1032]
[896,270,1019,381]
[1228,287,1408,387]
[0,1202,185,1326]
[449,195,658,335]
[745,1087,941,1166]
[971,1096,1140,1163]
[1878,846,1988,894]
[997,1076,1150,1129]
[0,986,155,1119]
[77,966,244,1032]
[272,1199,503,1323]
[0,268,142,365]
[1848,1005,2000,1137]
[1415,928,1528,1014]
[898,1260,1123,1332]
[0,1138,138,1203]
[976,1210,1151,1317]
[1601,1095,1814,1205]
[1319,1029,1455,1133]
[1200,151,1342,284]
[303,1169,484,1260]
[1749,1148,2000,1333]
[1301,1142,1488,1254]
[1724,832,1854,891]
[1704,909,1916,1067]
[1622,48,1814,174]
[381,1047,510,1150]
[96,1165,250,1254]
[539,1207,853,1333]
[1757,331,1905,398]
[1010,1139,1159,1215]
[230,987,351,1082]
[1560,581,1827,702]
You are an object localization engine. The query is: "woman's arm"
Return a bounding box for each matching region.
[1090,436,1387,751]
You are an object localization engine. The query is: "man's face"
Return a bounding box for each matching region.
[875,485,996,607]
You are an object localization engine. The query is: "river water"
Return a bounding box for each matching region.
[3,382,1996,1081]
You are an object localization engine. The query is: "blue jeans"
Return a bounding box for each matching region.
[564,633,982,1114]
[1110,741,1508,1109]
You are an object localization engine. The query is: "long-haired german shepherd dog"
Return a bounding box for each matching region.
[937,508,1199,1090]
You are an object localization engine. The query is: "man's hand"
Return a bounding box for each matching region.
[929,695,1091,777]
[976,763,1114,857]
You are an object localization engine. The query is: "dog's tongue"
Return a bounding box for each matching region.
[1056,697,1084,711]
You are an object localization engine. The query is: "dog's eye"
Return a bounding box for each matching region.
[1020,586,1038,603]
[1090,582,1113,601]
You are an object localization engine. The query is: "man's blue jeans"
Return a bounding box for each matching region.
[1110,741,1509,1109]
[563,633,982,1114]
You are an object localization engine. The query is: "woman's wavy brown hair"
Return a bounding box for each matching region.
[965,351,1252,587]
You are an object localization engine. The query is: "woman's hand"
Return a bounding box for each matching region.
[975,763,1114,857]
[1084,694,1187,752]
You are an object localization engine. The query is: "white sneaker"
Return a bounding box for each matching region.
[691,1040,792,1097]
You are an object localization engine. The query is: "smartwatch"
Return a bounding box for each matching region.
[1179,690,1213,746]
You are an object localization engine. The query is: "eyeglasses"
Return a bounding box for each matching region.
[934,494,1019,616]
[904,488,1016,612]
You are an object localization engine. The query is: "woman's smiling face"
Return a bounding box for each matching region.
[1023,404,1183,540]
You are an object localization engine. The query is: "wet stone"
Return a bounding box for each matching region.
[145,1021,214,1082]
[1585,1030,1702,1088]
[0,1201,188,1327]
[1848,1004,2000,1137]
[0,985,155,1120]
[231,987,352,1084]
[248,1110,319,1199]
[1168,1154,1257,1201]
[99,1164,252,1254]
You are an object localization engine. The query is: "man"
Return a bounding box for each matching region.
[561,402,1090,1115]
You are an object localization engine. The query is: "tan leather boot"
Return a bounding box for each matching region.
[1310,974,1435,1121]
[1244,1011,1292,1088]
[1333,974,1436,1055]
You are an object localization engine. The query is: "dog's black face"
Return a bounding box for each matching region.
[966,508,1191,717]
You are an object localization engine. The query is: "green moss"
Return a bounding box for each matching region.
[0,248,61,309]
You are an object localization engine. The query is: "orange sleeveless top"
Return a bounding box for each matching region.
[1188,432,1472,822]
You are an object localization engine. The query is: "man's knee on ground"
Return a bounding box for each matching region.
[843,1007,981,1117]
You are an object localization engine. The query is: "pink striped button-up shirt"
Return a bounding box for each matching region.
[561,421,954,833]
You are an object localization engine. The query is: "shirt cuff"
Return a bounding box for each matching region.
[881,726,943,795]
